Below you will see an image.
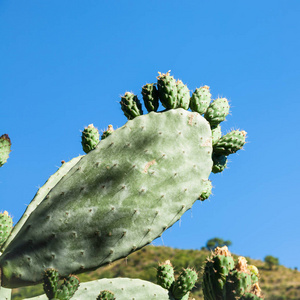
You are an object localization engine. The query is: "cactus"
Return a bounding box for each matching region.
[141,83,159,112]
[97,290,115,300]
[157,71,178,109]
[190,86,211,115]
[101,125,114,140]
[204,98,230,127]
[81,124,100,153]
[211,153,227,174]
[1,72,250,299]
[120,92,143,120]
[0,134,11,167]
[0,212,13,249]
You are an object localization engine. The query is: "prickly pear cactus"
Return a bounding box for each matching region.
[0,212,13,249]
[176,80,190,110]
[120,92,143,119]
[0,109,213,288]
[157,260,175,290]
[204,98,230,126]
[141,83,159,112]
[157,71,178,109]
[81,124,100,154]
[0,134,11,167]
[190,86,211,115]
[101,125,114,140]
[97,290,116,300]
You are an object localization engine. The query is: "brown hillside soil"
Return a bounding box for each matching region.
[11,246,300,300]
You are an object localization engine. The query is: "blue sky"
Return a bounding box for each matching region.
[1,0,300,272]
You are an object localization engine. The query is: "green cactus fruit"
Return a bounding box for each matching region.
[97,290,116,300]
[157,71,178,109]
[176,80,190,110]
[0,211,13,249]
[199,179,212,201]
[56,275,80,300]
[120,92,143,120]
[213,130,247,155]
[0,109,212,288]
[157,260,175,290]
[211,153,227,174]
[23,278,176,300]
[190,86,211,115]
[204,98,230,126]
[43,269,59,299]
[81,124,100,154]
[0,134,11,167]
[248,265,259,284]
[226,257,252,300]
[202,246,235,300]
[1,156,83,253]
[171,268,198,299]
[141,83,159,112]
[101,125,114,140]
[211,125,222,146]
[240,283,264,300]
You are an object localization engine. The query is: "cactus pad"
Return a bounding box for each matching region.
[0,211,13,249]
[101,125,114,140]
[0,134,11,167]
[157,71,178,109]
[0,109,212,288]
[97,290,116,300]
[176,80,190,110]
[157,260,175,290]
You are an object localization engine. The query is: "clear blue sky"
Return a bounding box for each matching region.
[1,0,300,271]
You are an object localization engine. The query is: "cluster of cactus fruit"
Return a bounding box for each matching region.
[0,72,254,299]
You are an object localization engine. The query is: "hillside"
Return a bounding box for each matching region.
[11,245,300,300]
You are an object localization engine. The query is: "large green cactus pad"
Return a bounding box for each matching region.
[23,278,176,300]
[0,109,212,288]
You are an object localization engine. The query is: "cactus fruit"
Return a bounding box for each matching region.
[157,71,178,109]
[202,246,235,300]
[0,212,13,249]
[101,125,114,140]
[0,109,212,288]
[211,153,227,174]
[225,257,252,300]
[141,83,159,112]
[120,92,143,120]
[204,98,230,126]
[171,268,198,299]
[199,180,212,201]
[176,80,190,110]
[190,86,211,115]
[81,124,100,154]
[97,290,116,300]
[24,278,176,300]
[0,134,11,167]
[211,125,222,146]
[248,265,259,284]
[213,130,247,155]
[43,269,80,300]
[157,260,175,290]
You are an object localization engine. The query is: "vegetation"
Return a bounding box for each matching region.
[205,237,232,251]
[11,246,300,300]
[264,256,280,270]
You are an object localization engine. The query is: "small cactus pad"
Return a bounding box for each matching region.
[212,153,227,174]
[0,109,212,288]
[204,98,230,126]
[213,130,247,155]
[101,125,114,140]
[0,134,11,167]
[202,246,235,300]
[211,125,222,146]
[248,265,259,284]
[199,180,212,201]
[141,83,159,112]
[190,86,211,115]
[0,211,13,248]
[226,257,252,300]
[176,80,190,110]
[171,268,198,299]
[120,92,143,120]
[56,275,80,300]
[81,124,100,154]
[157,260,175,290]
[97,290,116,300]
[157,71,178,109]
[239,283,264,299]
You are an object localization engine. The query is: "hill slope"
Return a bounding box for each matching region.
[11,245,300,300]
